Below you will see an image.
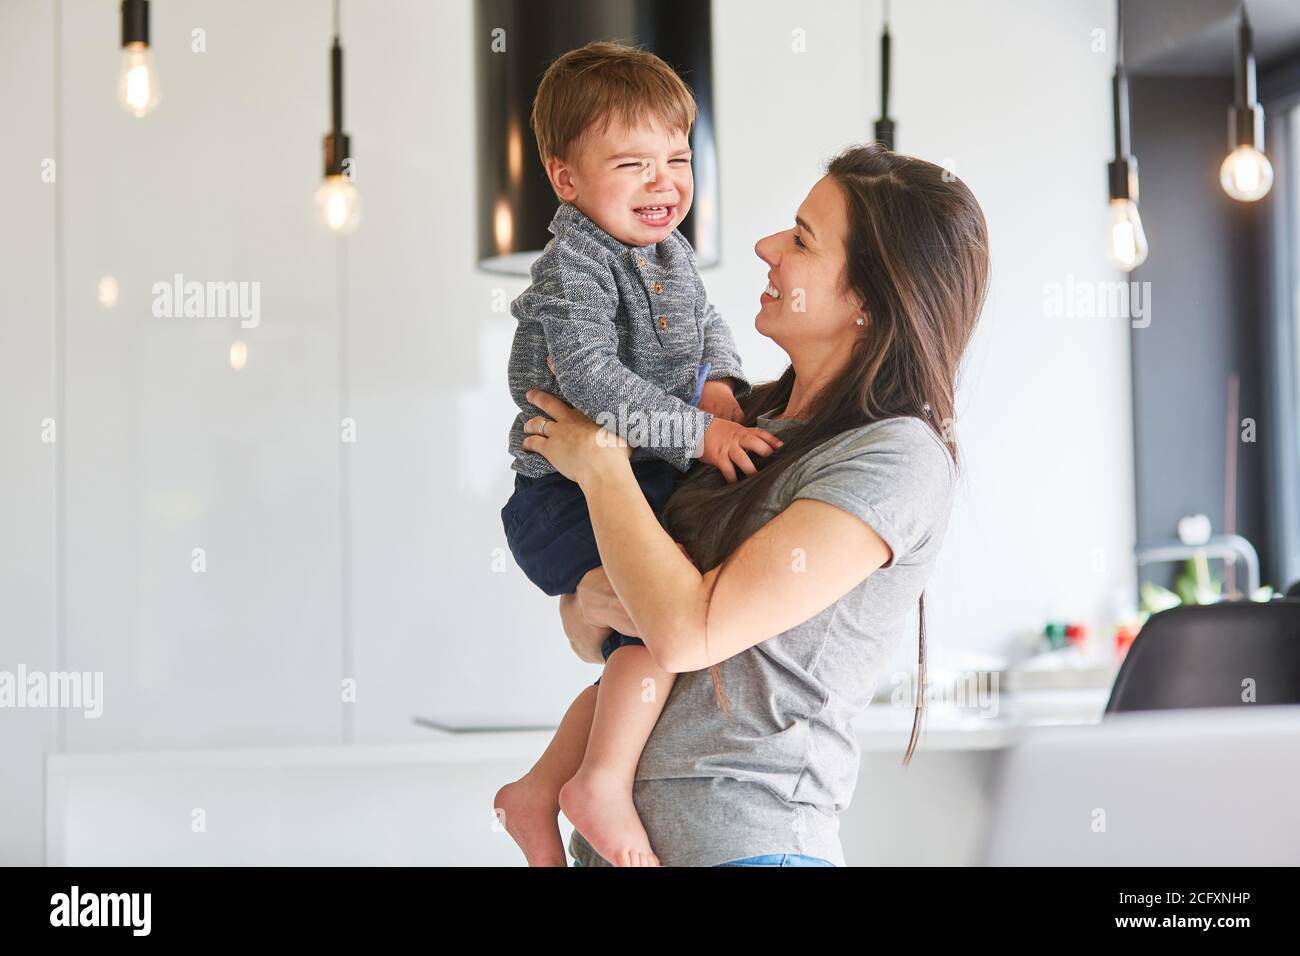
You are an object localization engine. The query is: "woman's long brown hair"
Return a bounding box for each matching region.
[661,143,990,766]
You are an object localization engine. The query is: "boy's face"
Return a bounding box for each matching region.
[545,116,694,247]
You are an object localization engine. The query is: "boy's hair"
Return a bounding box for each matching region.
[531,41,696,164]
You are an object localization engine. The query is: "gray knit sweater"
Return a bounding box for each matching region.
[506,202,752,478]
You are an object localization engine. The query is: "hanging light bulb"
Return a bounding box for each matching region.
[1105,0,1148,272]
[1221,5,1272,202]
[315,175,362,234]
[1221,145,1273,201]
[315,2,360,235]
[117,0,160,118]
[119,44,160,117]
[1109,198,1149,271]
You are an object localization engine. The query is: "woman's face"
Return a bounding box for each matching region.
[753,175,863,352]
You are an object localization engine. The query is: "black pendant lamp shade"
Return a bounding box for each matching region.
[121,0,148,45]
[324,36,351,179]
[873,1,895,150]
[1106,45,1135,204]
[475,0,720,274]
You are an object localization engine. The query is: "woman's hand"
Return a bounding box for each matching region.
[559,593,609,664]
[521,389,631,487]
[575,566,639,638]
[574,543,695,638]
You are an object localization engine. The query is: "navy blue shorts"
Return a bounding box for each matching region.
[501,458,680,680]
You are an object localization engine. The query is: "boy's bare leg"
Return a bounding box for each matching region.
[493,680,598,866]
[494,591,608,866]
[558,643,675,867]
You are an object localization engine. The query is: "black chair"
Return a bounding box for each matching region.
[1105,601,1300,713]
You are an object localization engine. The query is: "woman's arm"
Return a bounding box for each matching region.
[580,463,892,672]
[561,543,695,663]
[520,390,894,671]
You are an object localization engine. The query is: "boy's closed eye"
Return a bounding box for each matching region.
[615,158,691,170]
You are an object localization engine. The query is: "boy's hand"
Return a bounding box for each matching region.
[701,418,784,483]
[698,379,744,422]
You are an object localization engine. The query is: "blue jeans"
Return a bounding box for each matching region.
[715,853,835,866]
[572,852,835,867]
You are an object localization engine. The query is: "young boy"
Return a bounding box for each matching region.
[494,42,780,866]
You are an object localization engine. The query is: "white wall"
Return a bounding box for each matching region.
[1,0,58,868]
[2,0,1133,864]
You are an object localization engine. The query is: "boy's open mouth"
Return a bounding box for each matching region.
[633,204,675,225]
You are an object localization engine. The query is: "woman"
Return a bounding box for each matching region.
[521,143,988,867]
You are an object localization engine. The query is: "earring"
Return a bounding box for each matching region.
[855,317,865,326]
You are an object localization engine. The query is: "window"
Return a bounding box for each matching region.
[1261,89,1300,593]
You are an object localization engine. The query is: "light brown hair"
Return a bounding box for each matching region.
[531,41,696,164]
[662,143,990,767]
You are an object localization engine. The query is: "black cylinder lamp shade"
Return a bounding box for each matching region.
[324,37,351,178]
[1229,7,1264,156]
[474,0,720,273]
[873,20,894,149]
[121,0,149,46]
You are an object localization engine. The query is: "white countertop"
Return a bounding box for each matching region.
[47,689,1109,772]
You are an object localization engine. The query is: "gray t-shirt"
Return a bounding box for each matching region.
[569,409,957,867]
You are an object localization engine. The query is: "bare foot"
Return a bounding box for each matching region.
[493,774,568,867]
[558,767,660,867]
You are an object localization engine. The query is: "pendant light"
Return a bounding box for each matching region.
[873,0,895,149]
[315,0,361,234]
[1220,3,1273,202]
[117,0,160,118]
[1106,0,1148,272]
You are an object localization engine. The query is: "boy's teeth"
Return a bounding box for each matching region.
[764,281,782,299]
[636,205,669,221]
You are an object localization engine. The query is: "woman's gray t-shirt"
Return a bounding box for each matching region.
[569,410,958,867]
